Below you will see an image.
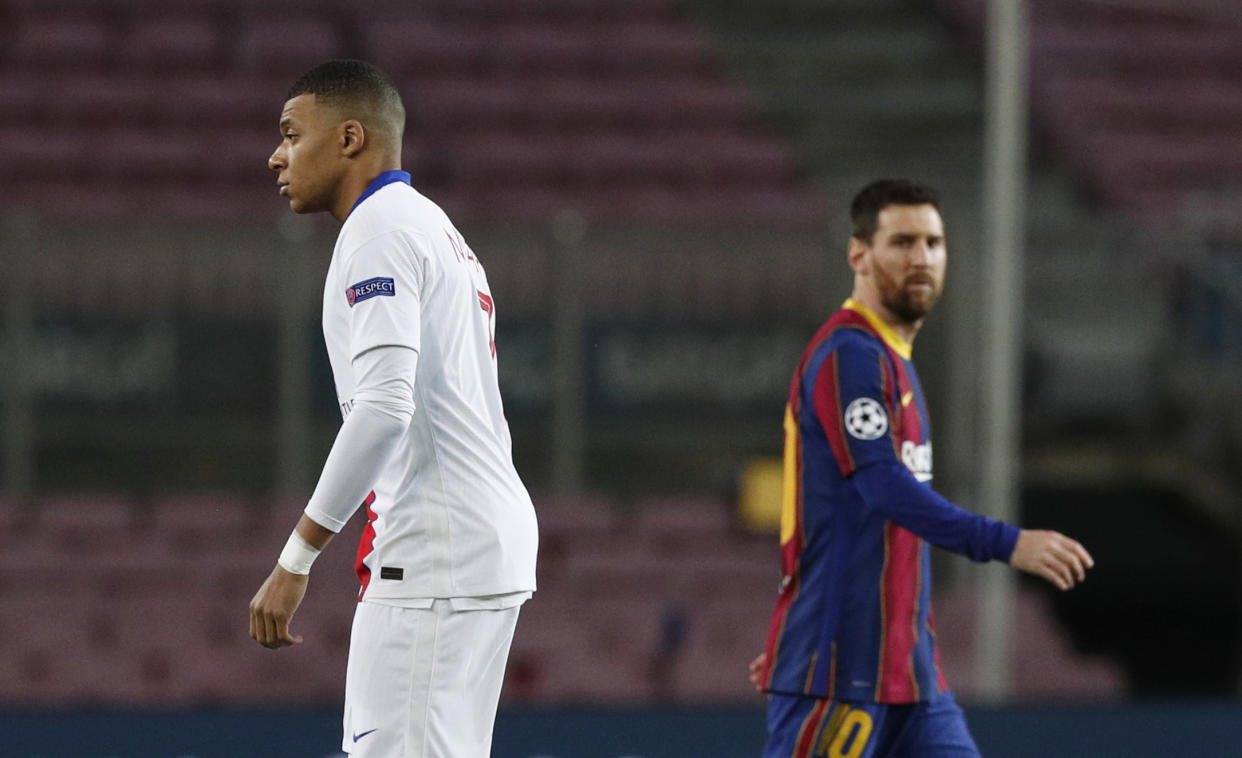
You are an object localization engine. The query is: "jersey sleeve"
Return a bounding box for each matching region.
[340,231,424,362]
[807,337,899,477]
[853,460,1021,562]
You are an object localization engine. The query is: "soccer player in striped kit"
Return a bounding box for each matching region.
[248,61,537,757]
[753,180,1093,757]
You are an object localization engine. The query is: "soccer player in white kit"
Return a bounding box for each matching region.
[248,60,539,757]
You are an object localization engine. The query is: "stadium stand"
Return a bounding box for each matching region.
[937,0,1242,220]
[1,0,822,225]
[0,494,1122,705]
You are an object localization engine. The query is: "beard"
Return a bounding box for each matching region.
[877,267,941,324]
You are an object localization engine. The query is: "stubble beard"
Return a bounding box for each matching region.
[877,268,941,325]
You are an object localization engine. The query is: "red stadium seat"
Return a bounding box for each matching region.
[11,14,115,71]
[119,15,221,72]
[234,17,342,79]
[362,18,486,78]
[149,493,258,553]
[36,494,137,553]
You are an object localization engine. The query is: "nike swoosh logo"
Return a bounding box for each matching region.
[901,391,914,407]
[353,729,378,743]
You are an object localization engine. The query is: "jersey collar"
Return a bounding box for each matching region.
[843,298,913,360]
[348,170,411,218]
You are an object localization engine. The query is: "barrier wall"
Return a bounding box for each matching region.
[3,703,1241,758]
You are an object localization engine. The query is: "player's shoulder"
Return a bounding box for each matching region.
[811,310,885,361]
[339,184,447,258]
[798,314,885,391]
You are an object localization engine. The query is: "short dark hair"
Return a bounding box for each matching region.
[850,179,941,243]
[287,59,405,136]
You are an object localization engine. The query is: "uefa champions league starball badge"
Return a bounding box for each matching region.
[844,397,888,440]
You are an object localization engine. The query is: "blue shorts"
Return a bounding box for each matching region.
[763,691,980,758]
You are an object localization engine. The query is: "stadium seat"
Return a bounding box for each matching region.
[937,0,1242,218]
[0,127,90,183]
[362,18,485,78]
[119,15,221,72]
[633,496,733,545]
[0,498,29,545]
[931,586,1124,700]
[11,14,115,71]
[674,598,770,701]
[234,17,342,79]
[149,493,259,553]
[510,596,657,702]
[36,494,137,553]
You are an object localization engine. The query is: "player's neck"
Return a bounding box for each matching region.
[331,161,403,222]
[849,291,922,346]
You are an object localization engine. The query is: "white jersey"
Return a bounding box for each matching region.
[319,172,538,600]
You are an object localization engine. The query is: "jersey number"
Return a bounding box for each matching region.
[477,291,496,358]
[816,705,874,758]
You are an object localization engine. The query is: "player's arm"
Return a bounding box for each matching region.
[249,514,334,649]
[250,233,423,649]
[851,462,1092,589]
[249,345,418,649]
[810,339,1092,588]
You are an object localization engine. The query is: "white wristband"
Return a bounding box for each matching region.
[277,531,321,575]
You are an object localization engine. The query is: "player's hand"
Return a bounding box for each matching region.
[1009,529,1094,591]
[249,565,309,649]
[748,652,766,691]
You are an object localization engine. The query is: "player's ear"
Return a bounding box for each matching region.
[847,236,870,275]
[340,120,366,157]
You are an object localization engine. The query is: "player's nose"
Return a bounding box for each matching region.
[908,239,932,266]
[268,146,285,172]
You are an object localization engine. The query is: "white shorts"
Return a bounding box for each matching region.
[342,598,522,757]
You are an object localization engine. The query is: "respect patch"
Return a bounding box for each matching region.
[346,277,395,306]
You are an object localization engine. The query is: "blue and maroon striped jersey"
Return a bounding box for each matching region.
[760,299,1018,703]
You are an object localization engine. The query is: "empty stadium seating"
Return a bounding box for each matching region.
[1,0,822,225]
[0,492,1124,705]
[938,0,1242,220]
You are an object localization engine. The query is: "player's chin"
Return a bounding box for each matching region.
[904,291,939,316]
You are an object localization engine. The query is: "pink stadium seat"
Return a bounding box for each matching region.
[635,496,731,532]
[120,15,220,71]
[510,596,657,702]
[930,586,1123,700]
[36,494,137,552]
[675,599,770,701]
[423,0,678,24]
[1033,23,1242,77]
[0,497,29,543]
[153,73,282,128]
[197,128,288,183]
[195,552,278,602]
[91,131,201,183]
[412,74,754,137]
[362,18,485,78]
[49,76,162,128]
[0,76,57,126]
[12,14,114,70]
[149,493,257,552]
[0,597,151,703]
[5,1,823,225]
[481,21,710,78]
[234,17,341,78]
[0,128,90,182]
[943,0,1242,217]
[0,549,77,597]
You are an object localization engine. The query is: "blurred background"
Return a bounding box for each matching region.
[2,0,1242,755]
